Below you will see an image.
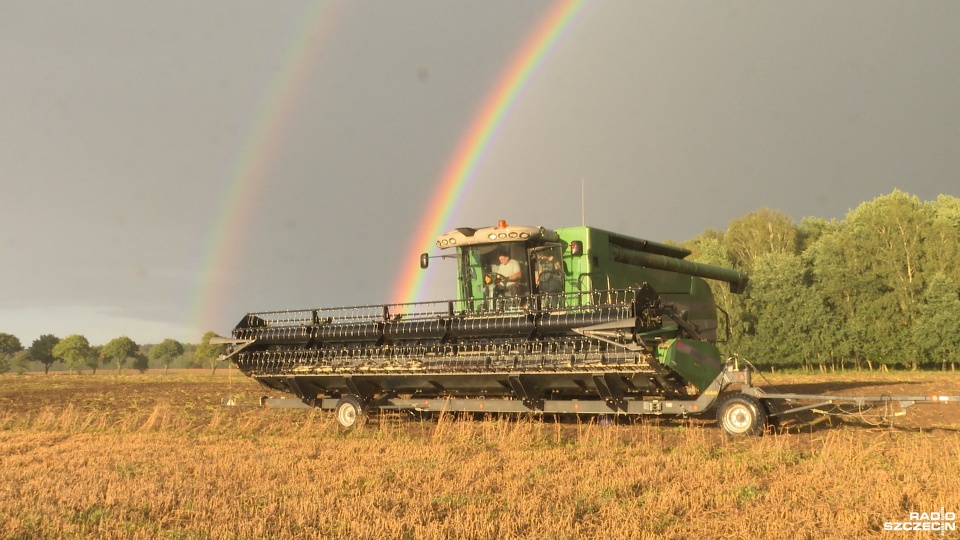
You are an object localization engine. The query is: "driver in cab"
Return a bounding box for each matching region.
[489,251,522,296]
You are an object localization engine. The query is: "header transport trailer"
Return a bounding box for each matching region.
[218,221,959,435]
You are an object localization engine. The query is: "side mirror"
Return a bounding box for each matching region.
[420,253,430,269]
[570,241,583,257]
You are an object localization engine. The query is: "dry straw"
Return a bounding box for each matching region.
[1,372,958,539]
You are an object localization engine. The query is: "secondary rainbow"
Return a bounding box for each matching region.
[190,1,342,337]
[390,0,587,305]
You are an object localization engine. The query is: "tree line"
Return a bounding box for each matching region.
[0,331,226,375]
[686,190,960,371]
[2,190,958,373]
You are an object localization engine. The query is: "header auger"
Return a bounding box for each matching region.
[219,221,959,434]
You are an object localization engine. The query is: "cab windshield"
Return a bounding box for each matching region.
[459,242,530,310]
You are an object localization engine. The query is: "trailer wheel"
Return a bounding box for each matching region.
[762,399,782,430]
[717,393,767,436]
[334,395,365,429]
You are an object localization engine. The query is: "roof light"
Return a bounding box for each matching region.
[497,219,507,229]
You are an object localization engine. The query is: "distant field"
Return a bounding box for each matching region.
[1,371,958,539]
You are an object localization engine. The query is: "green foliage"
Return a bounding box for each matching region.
[925,195,960,285]
[29,334,60,374]
[101,336,140,374]
[0,333,24,376]
[52,334,93,373]
[691,191,960,370]
[911,274,960,370]
[150,339,185,374]
[796,216,837,252]
[0,333,23,356]
[736,252,827,367]
[194,331,227,374]
[723,208,799,270]
[87,346,103,373]
[131,353,150,373]
[683,236,748,352]
[12,350,31,375]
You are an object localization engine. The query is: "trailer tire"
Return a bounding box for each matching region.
[762,399,782,430]
[717,393,767,436]
[334,395,366,429]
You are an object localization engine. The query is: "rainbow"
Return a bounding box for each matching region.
[190,1,343,337]
[390,0,588,305]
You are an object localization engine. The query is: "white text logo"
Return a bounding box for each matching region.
[884,510,956,535]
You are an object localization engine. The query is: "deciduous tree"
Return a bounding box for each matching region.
[924,195,960,285]
[736,252,829,368]
[911,273,960,370]
[150,339,185,374]
[723,208,799,270]
[131,353,150,373]
[87,346,103,373]
[195,332,227,375]
[845,191,927,368]
[0,333,23,357]
[101,336,140,375]
[52,334,93,374]
[12,350,31,375]
[29,334,60,374]
[0,333,24,375]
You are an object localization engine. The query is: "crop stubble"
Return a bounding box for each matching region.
[0,371,958,539]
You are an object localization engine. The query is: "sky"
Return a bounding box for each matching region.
[1,1,958,346]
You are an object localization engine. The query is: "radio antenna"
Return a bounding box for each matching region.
[581,178,585,226]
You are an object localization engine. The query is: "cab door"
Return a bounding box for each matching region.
[530,244,565,309]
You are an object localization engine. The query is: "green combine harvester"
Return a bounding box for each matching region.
[220,221,959,435]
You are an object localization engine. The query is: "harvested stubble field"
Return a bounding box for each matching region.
[1,370,959,539]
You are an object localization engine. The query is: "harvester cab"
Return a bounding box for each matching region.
[425,220,748,343]
[427,220,563,311]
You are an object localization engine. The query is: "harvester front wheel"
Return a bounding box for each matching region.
[717,393,767,436]
[334,395,366,429]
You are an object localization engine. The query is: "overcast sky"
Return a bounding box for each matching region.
[2,1,958,346]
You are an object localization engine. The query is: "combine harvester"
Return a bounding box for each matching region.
[219,221,959,435]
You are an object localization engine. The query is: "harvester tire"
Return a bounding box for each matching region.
[334,395,366,429]
[717,393,767,436]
